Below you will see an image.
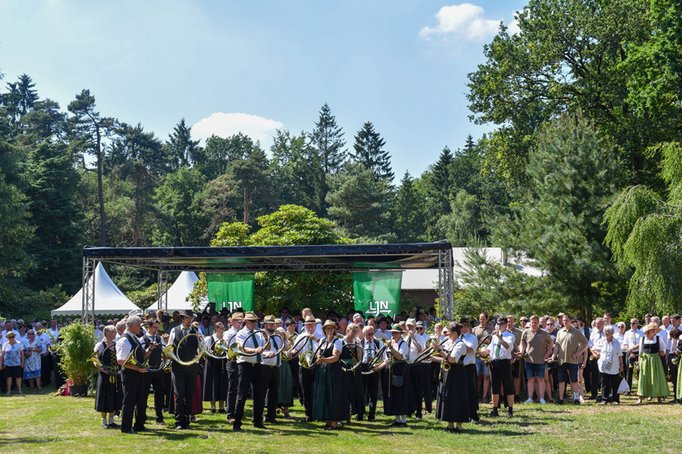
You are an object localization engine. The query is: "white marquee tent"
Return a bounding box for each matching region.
[150,271,199,313]
[51,263,141,317]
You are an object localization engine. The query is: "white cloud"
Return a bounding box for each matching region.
[508,18,521,35]
[192,112,284,146]
[419,3,501,41]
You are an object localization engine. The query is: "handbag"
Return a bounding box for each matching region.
[617,376,630,394]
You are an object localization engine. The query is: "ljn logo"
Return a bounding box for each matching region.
[224,301,243,312]
[365,301,390,316]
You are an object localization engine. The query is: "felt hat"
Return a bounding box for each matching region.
[243,311,259,322]
[389,324,404,333]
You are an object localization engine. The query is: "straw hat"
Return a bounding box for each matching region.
[263,315,276,324]
[243,311,259,322]
[642,323,662,334]
[231,312,245,320]
[322,319,337,330]
[303,315,316,324]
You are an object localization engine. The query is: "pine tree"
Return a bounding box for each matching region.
[167,118,201,168]
[310,103,346,215]
[351,121,393,182]
[393,171,424,242]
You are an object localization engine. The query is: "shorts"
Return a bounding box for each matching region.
[475,357,490,377]
[524,362,546,379]
[4,365,23,379]
[490,359,513,395]
[557,363,579,383]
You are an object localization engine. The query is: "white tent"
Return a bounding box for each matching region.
[51,263,141,317]
[151,271,199,313]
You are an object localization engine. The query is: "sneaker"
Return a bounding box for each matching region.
[539,398,547,405]
[579,396,586,404]
[524,398,534,404]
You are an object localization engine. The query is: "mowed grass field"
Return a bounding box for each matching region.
[1,387,680,453]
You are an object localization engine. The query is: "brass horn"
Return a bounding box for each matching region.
[163,333,205,366]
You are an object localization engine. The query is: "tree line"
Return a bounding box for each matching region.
[1,0,680,320]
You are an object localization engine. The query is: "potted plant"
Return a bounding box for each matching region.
[58,322,96,396]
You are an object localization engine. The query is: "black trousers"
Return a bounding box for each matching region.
[360,364,379,418]
[588,359,601,398]
[408,363,432,415]
[490,359,513,398]
[465,363,479,418]
[172,364,197,428]
[121,369,147,431]
[626,354,637,389]
[145,370,166,418]
[289,358,302,400]
[235,362,265,425]
[41,355,53,386]
[263,365,280,420]
[299,365,316,418]
[600,372,620,403]
[226,360,238,418]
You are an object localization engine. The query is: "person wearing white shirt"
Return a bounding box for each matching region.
[403,319,425,418]
[223,311,244,421]
[482,317,516,417]
[299,307,324,339]
[374,317,391,341]
[383,324,411,427]
[587,318,605,400]
[289,316,320,423]
[167,310,201,430]
[260,316,281,424]
[358,325,383,421]
[591,326,623,404]
[142,320,167,423]
[203,322,227,414]
[413,321,433,417]
[115,315,149,434]
[460,317,480,422]
[22,329,43,389]
[48,320,60,340]
[434,322,470,432]
[232,311,268,432]
[624,318,643,390]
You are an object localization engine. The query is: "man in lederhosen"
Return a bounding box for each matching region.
[289,315,319,422]
[233,311,268,431]
[142,319,166,424]
[223,311,244,422]
[261,315,281,423]
[167,309,200,430]
[116,315,150,433]
[359,325,383,421]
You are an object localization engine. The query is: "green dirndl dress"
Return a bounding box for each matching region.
[637,353,669,398]
[312,340,348,422]
[278,359,294,407]
[676,358,682,400]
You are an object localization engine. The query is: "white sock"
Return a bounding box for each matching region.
[102,417,106,425]
[573,392,579,400]
[108,414,114,424]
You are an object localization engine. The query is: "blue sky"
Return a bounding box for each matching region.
[0,0,526,179]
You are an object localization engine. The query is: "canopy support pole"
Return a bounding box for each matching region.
[82,257,96,324]
[157,271,169,312]
[438,248,454,320]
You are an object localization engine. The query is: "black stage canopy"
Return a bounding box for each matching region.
[80,241,455,322]
[83,241,452,273]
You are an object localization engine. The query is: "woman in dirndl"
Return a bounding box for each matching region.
[435,322,470,432]
[277,328,294,417]
[313,320,347,429]
[94,326,121,428]
[203,322,228,413]
[382,324,412,427]
[636,323,669,403]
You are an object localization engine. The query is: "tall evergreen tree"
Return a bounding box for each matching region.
[392,171,424,242]
[310,103,346,215]
[166,118,201,168]
[2,74,39,123]
[351,121,393,182]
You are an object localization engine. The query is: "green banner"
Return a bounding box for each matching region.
[353,271,402,318]
[207,273,254,312]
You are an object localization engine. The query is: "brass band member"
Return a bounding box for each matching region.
[167,310,200,430]
[289,315,319,423]
[312,320,347,430]
[404,319,424,418]
[233,311,268,431]
[262,315,281,424]
[459,317,480,422]
[434,323,469,432]
[277,327,295,418]
[341,323,363,421]
[414,321,433,417]
[203,321,227,413]
[142,320,166,423]
[383,324,411,427]
[115,315,150,434]
[94,325,121,428]
[359,325,382,421]
[223,311,244,422]
[481,317,516,417]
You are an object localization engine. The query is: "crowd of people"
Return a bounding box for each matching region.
[1,308,680,434]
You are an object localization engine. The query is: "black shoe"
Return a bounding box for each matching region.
[471,415,480,423]
[489,408,499,417]
[443,427,460,433]
[107,422,119,428]
[233,423,242,432]
[415,413,422,419]
[305,417,314,423]
[156,417,164,424]
[265,417,276,424]
[574,399,581,405]
[133,426,146,432]
[389,421,401,427]
[211,408,217,413]
[506,409,513,418]
[368,416,376,422]
[218,409,227,414]
[254,422,267,429]
[121,429,136,434]
[557,399,564,405]
[356,415,363,421]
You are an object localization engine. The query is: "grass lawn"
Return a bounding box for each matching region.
[1,387,680,453]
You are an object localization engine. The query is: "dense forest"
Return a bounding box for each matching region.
[1,0,681,320]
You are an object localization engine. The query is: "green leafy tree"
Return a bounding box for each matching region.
[270,129,319,209]
[604,142,682,315]
[202,172,241,238]
[493,114,623,319]
[153,166,208,246]
[351,121,393,183]
[326,162,394,240]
